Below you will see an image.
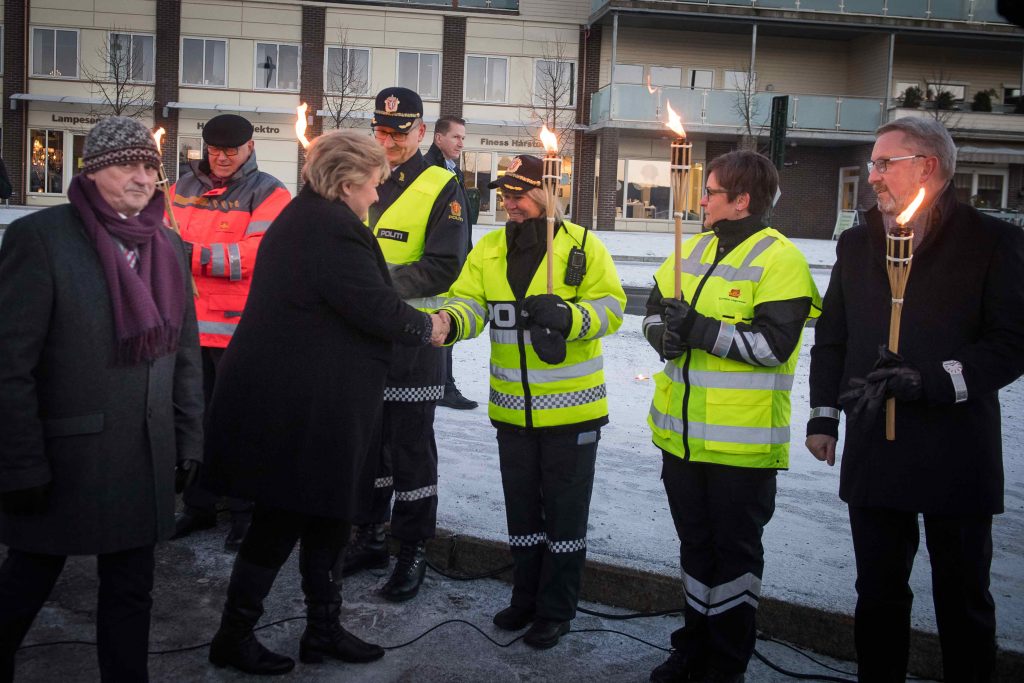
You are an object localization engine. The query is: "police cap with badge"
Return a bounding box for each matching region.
[489,154,543,194]
[371,87,423,131]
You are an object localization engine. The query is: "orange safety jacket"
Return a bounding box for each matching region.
[169,153,291,348]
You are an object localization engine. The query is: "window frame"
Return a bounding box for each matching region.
[108,31,155,84]
[323,45,372,96]
[613,63,643,85]
[649,65,682,89]
[954,166,1009,209]
[724,69,756,92]
[179,36,229,88]
[533,58,577,107]
[465,54,509,104]
[254,41,301,92]
[926,81,966,102]
[1,25,5,76]
[689,68,714,90]
[30,26,80,80]
[396,50,442,101]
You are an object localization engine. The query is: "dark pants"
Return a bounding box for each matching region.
[661,453,776,675]
[497,427,599,621]
[444,346,456,393]
[848,506,996,683]
[356,401,438,542]
[238,505,350,571]
[0,544,156,682]
[183,346,252,520]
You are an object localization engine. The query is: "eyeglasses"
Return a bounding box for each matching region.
[866,155,924,174]
[206,146,240,158]
[703,186,730,197]
[374,130,410,144]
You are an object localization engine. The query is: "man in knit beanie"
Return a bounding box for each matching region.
[0,115,204,680]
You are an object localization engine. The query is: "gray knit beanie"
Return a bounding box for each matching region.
[82,116,161,174]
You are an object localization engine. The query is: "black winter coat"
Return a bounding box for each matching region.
[202,188,433,519]
[808,187,1024,515]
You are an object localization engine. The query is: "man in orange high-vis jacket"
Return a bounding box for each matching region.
[168,114,291,551]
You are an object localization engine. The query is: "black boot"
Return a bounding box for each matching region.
[337,524,389,577]
[299,544,385,665]
[209,558,295,676]
[380,540,427,602]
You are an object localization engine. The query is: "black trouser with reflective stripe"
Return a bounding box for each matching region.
[355,400,438,542]
[497,427,599,622]
[661,452,776,675]
[848,505,995,683]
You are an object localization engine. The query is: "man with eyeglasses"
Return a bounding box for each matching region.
[339,87,468,604]
[807,116,1024,681]
[168,113,291,552]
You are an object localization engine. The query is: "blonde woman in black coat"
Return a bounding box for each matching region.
[202,130,449,676]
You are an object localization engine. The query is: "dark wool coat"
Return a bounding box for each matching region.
[201,188,432,519]
[808,187,1024,515]
[0,205,204,555]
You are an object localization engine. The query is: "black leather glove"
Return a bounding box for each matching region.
[839,376,888,430]
[662,298,697,341]
[643,321,685,361]
[530,324,567,365]
[1,483,51,516]
[175,459,201,494]
[867,365,923,402]
[661,324,687,360]
[521,295,572,336]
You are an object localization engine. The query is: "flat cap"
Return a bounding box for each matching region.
[202,114,254,148]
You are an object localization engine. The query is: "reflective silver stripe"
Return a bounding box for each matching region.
[490,328,529,345]
[682,570,762,616]
[509,532,547,547]
[448,297,487,320]
[810,407,841,420]
[711,322,734,357]
[580,295,624,338]
[394,484,437,502]
[374,476,393,488]
[680,234,776,282]
[198,320,237,336]
[679,234,715,279]
[404,296,447,310]
[642,314,662,333]
[739,235,777,272]
[210,243,227,277]
[735,330,777,366]
[490,384,607,411]
[649,405,790,445]
[548,538,587,553]
[244,220,272,236]
[491,356,604,384]
[664,364,794,391]
[227,243,242,281]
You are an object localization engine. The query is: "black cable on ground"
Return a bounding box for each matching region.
[425,559,513,581]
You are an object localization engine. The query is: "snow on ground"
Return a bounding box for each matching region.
[448,228,1024,653]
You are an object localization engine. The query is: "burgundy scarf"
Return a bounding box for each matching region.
[67,175,185,365]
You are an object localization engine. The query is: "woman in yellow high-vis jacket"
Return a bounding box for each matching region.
[438,154,625,650]
[644,151,820,683]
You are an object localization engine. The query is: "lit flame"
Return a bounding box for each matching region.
[635,373,649,381]
[646,74,658,95]
[540,125,558,156]
[665,102,686,138]
[896,187,926,226]
[295,103,310,149]
[153,127,165,154]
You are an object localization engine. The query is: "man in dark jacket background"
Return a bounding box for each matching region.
[0,116,204,681]
[424,115,478,410]
[806,116,1024,682]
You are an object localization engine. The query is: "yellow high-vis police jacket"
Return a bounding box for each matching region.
[648,228,820,469]
[441,220,626,429]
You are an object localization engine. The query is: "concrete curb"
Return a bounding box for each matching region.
[421,529,1023,682]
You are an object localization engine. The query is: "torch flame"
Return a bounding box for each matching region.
[646,74,658,95]
[540,125,558,156]
[665,102,686,138]
[153,127,165,154]
[896,187,926,226]
[295,103,310,149]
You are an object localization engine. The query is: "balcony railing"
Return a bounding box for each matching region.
[590,0,1007,24]
[343,0,519,9]
[590,84,885,133]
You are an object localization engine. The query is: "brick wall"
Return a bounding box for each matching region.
[2,2,28,202]
[298,5,326,189]
[153,1,182,183]
[571,24,601,228]
[440,16,466,118]
[596,128,619,231]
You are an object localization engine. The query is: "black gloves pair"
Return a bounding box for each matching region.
[0,483,51,516]
[839,346,922,431]
[521,294,573,365]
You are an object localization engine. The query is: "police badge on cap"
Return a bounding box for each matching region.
[371,87,424,131]
[488,155,544,193]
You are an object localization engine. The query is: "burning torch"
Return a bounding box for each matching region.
[664,103,691,299]
[539,124,561,295]
[295,102,311,150]
[152,127,198,297]
[884,186,925,441]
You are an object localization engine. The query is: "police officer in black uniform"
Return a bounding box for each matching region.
[338,88,468,603]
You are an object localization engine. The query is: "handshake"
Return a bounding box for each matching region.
[429,310,451,347]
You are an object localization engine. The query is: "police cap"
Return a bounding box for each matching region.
[489,155,544,193]
[371,87,424,131]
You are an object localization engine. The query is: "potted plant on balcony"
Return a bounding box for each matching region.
[935,89,957,111]
[971,89,997,112]
[901,86,923,109]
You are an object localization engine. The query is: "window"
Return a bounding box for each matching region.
[725,70,755,92]
[1004,86,1020,106]
[397,51,440,100]
[609,158,702,221]
[462,151,493,214]
[110,32,154,83]
[894,81,919,98]
[614,63,643,84]
[926,82,965,101]
[534,59,576,107]
[466,55,507,103]
[650,66,681,88]
[256,42,300,91]
[181,37,227,87]
[954,168,1008,209]
[32,27,78,78]
[325,46,370,95]
[178,136,203,178]
[689,69,713,90]
[29,129,64,194]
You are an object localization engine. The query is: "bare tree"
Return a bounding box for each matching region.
[729,68,766,152]
[322,31,372,130]
[922,67,963,127]
[81,30,152,118]
[526,39,578,151]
